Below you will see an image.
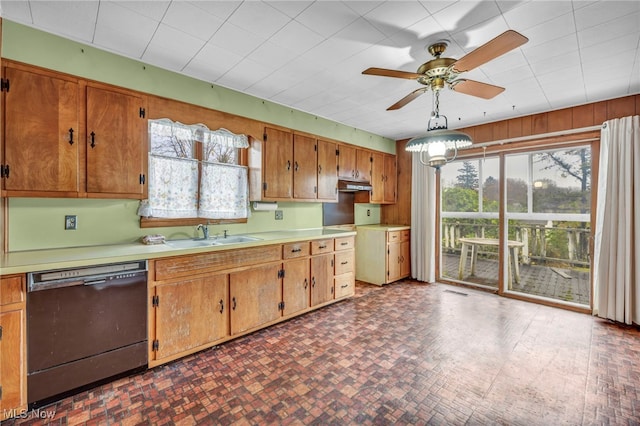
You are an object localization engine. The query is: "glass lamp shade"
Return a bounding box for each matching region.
[405,128,473,168]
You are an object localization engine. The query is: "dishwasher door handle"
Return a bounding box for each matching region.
[84,279,107,286]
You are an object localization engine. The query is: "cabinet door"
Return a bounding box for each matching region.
[400,240,411,277]
[154,274,228,360]
[355,149,372,182]
[0,309,26,419]
[384,154,397,203]
[370,151,384,203]
[263,127,293,199]
[230,264,282,335]
[86,85,145,196]
[3,66,79,193]
[338,144,356,179]
[283,258,310,316]
[387,241,402,283]
[293,134,317,199]
[317,139,338,201]
[311,253,334,306]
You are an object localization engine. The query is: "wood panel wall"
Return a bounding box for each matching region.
[381,94,640,226]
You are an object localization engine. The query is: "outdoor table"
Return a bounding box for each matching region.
[457,237,525,288]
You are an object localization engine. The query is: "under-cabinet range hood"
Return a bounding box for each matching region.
[337,180,372,192]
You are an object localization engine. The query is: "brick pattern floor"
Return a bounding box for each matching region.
[6,280,640,425]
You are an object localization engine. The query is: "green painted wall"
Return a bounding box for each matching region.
[2,21,386,251]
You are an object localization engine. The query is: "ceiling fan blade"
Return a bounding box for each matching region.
[452,30,528,73]
[387,88,429,110]
[451,80,504,99]
[363,67,422,80]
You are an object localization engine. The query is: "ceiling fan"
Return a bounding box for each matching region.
[363,30,529,111]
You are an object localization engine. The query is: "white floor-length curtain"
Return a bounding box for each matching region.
[593,115,640,325]
[411,155,438,282]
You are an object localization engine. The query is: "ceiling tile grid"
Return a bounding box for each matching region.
[0,0,638,141]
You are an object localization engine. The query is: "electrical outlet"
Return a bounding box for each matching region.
[275,210,283,220]
[367,209,371,216]
[65,215,78,230]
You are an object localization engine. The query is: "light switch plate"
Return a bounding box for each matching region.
[275,210,283,220]
[65,215,77,230]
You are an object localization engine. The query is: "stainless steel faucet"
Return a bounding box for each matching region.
[196,223,209,240]
[223,229,228,238]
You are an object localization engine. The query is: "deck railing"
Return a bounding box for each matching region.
[441,220,590,267]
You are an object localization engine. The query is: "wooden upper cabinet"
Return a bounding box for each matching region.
[317,139,338,202]
[263,126,293,199]
[293,133,317,200]
[86,85,146,198]
[355,149,372,182]
[370,151,384,203]
[383,154,397,203]
[338,144,356,180]
[3,65,79,195]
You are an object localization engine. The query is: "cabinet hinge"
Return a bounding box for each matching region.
[139,107,146,118]
[314,144,317,152]
[278,301,285,311]
[152,340,160,351]
[152,295,159,307]
[0,78,10,92]
[0,385,2,400]
[314,186,317,194]
[370,156,373,163]
[387,248,390,254]
[263,133,267,142]
[1,164,9,179]
[139,174,146,185]
[336,148,340,156]
[278,269,285,278]
[263,182,267,192]
[0,325,3,340]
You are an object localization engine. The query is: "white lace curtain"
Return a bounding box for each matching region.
[146,119,249,219]
[593,115,640,325]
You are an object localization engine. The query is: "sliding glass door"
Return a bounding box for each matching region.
[439,145,592,307]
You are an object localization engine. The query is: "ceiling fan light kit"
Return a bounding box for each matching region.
[363,30,528,169]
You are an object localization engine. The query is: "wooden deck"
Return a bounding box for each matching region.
[442,253,591,306]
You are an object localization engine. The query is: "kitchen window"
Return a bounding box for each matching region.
[140,119,249,227]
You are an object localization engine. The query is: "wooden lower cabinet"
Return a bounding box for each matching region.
[230,264,282,335]
[356,226,410,285]
[0,275,27,420]
[153,274,228,362]
[311,253,334,306]
[149,236,355,367]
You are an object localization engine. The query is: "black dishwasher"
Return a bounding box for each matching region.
[27,260,148,406]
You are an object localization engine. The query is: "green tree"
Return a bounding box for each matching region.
[456,161,478,189]
[442,187,478,212]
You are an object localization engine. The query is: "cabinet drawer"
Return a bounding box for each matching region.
[283,242,310,259]
[1,275,25,306]
[334,236,355,251]
[401,229,410,242]
[311,239,333,255]
[387,231,402,243]
[334,250,354,275]
[335,273,355,298]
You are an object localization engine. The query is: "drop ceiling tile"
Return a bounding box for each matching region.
[268,1,314,18]
[188,1,241,21]
[217,57,276,91]
[419,1,457,15]
[333,17,387,50]
[94,2,159,58]
[517,11,576,48]
[450,16,511,53]
[112,0,170,21]
[363,1,431,38]
[344,1,384,16]
[182,43,244,83]
[577,12,640,48]
[248,40,298,70]
[0,1,33,24]
[522,33,580,65]
[162,2,224,41]
[269,20,324,55]
[228,1,291,40]
[295,1,360,37]
[142,23,205,71]
[502,1,574,32]
[574,1,640,31]
[432,1,502,33]
[29,0,99,43]
[209,22,267,57]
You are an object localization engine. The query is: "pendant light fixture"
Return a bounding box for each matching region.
[405,90,472,169]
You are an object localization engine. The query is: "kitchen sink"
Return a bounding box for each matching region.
[165,235,262,248]
[210,235,262,245]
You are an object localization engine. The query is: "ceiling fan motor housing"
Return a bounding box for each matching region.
[417,57,458,89]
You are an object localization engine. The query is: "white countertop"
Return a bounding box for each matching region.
[1,228,356,275]
[356,224,410,232]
